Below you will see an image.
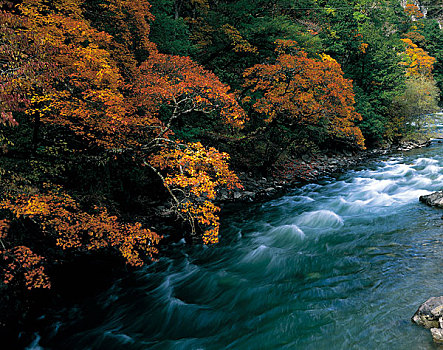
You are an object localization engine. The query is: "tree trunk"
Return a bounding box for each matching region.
[32,113,40,155]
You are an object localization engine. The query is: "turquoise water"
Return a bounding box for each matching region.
[29,144,443,349]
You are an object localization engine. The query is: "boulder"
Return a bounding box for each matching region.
[412,296,443,329]
[419,191,443,208]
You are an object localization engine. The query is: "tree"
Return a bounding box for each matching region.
[147,142,242,244]
[0,0,246,291]
[133,51,246,242]
[387,76,440,142]
[421,19,443,94]
[315,0,409,145]
[0,184,161,289]
[401,38,436,78]
[243,40,364,152]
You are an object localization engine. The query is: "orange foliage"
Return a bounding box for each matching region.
[0,0,143,149]
[0,219,9,240]
[0,186,161,268]
[148,142,242,244]
[359,42,369,54]
[2,0,245,148]
[401,38,436,78]
[0,0,246,277]
[132,52,245,245]
[243,40,365,148]
[135,51,246,130]
[404,3,424,19]
[1,246,51,290]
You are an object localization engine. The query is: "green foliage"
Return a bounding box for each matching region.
[421,20,443,97]
[393,76,440,119]
[315,0,410,145]
[148,0,194,55]
[387,76,440,142]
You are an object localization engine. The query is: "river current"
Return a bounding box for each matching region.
[29,142,443,350]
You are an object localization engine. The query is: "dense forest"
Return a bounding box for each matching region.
[0,0,441,333]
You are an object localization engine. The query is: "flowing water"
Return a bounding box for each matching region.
[29,142,443,350]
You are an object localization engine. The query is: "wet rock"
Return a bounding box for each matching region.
[431,328,443,344]
[412,296,443,329]
[419,191,443,208]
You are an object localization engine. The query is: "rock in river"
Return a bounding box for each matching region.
[412,296,443,344]
[419,191,443,208]
[431,328,443,344]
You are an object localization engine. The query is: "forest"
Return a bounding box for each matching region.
[0,0,442,338]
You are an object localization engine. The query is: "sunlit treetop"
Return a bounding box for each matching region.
[400,38,436,78]
[243,40,365,149]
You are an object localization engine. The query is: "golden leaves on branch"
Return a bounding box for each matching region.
[400,38,436,78]
[1,246,51,290]
[149,142,242,244]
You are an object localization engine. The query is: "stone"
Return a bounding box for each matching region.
[233,191,242,200]
[419,191,443,208]
[412,296,443,329]
[430,328,443,344]
[242,191,255,199]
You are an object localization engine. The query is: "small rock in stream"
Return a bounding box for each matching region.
[412,297,443,344]
[419,191,443,208]
[431,328,443,344]
[412,296,443,329]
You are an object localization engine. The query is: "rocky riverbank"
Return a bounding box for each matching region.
[218,139,432,203]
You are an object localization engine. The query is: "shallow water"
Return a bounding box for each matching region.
[29,144,443,350]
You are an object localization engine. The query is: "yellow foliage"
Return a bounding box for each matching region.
[401,38,436,77]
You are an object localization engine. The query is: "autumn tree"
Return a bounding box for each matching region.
[0,0,246,292]
[242,40,364,168]
[401,38,436,78]
[386,35,440,142]
[132,51,245,242]
[0,182,161,288]
[147,142,242,244]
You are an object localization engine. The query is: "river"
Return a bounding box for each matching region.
[28,141,443,349]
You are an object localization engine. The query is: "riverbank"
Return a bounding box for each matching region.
[218,139,432,203]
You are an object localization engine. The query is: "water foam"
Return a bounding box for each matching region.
[269,224,305,238]
[296,210,344,228]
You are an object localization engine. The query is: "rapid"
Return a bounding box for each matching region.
[28,141,443,349]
